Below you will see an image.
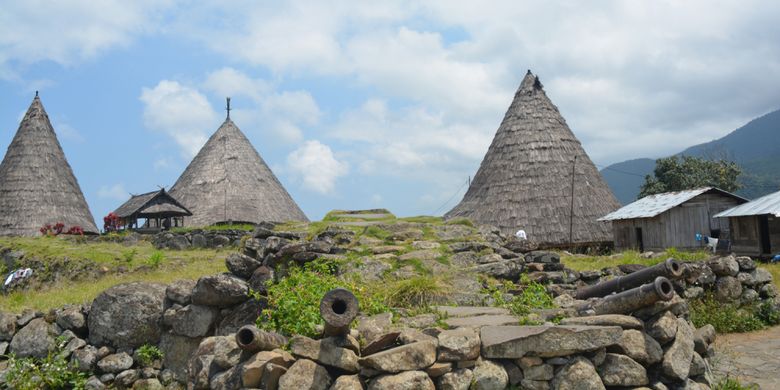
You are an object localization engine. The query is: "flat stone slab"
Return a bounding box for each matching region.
[481,325,622,358]
[331,213,393,220]
[435,306,511,318]
[559,315,644,330]
[445,315,519,329]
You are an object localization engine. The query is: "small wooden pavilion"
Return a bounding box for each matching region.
[599,187,747,252]
[114,189,192,232]
[714,189,780,257]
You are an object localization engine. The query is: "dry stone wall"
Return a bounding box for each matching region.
[0,223,776,389]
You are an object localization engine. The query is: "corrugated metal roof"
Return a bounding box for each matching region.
[598,187,750,221]
[714,190,780,218]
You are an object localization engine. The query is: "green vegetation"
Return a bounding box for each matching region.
[260,260,391,337]
[639,155,741,198]
[146,251,165,268]
[561,249,710,272]
[362,226,392,241]
[386,276,450,308]
[483,276,555,323]
[689,295,780,333]
[398,216,444,224]
[121,248,137,264]
[136,344,164,366]
[713,377,759,390]
[444,217,474,227]
[4,336,87,390]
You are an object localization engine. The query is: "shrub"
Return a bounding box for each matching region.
[121,248,137,264]
[146,251,165,268]
[484,276,555,318]
[136,344,164,366]
[756,302,780,326]
[259,259,389,337]
[713,377,759,390]
[690,295,765,333]
[103,212,122,233]
[4,336,87,389]
[386,276,450,308]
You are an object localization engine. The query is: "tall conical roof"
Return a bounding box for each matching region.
[169,115,308,226]
[445,71,620,246]
[0,95,99,235]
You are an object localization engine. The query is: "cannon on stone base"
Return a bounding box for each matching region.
[320,288,359,337]
[236,325,288,352]
[582,276,675,315]
[574,258,684,300]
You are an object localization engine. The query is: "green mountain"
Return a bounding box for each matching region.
[602,109,780,204]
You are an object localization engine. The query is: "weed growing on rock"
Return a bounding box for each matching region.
[136,343,163,366]
[4,336,87,390]
[146,251,165,268]
[690,295,765,333]
[713,377,759,390]
[121,248,137,264]
[386,276,451,308]
[756,301,780,326]
[484,276,555,320]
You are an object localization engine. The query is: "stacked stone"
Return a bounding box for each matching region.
[151,229,250,250]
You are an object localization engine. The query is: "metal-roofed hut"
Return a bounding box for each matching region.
[599,187,747,252]
[445,71,620,247]
[169,100,308,226]
[714,189,780,256]
[114,188,192,232]
[0,94,99,236]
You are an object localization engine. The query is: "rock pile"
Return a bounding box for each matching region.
[152,229,251,250]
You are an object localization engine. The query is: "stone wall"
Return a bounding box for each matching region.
[152,229,252,250]
[0,224,775,389]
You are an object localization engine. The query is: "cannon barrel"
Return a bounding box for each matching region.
[574,258,684,300]
[587,276,675,315]
[320,288,359,337]
[236,325,288,352]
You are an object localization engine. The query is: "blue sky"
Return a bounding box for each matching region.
[2,1,780,223]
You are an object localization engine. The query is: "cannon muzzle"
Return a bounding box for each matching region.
[585,276,675,315]
[320,288,359,337]
[574,258,683,300]
[236,325,288,352]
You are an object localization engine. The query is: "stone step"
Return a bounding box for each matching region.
[435,306,511,318]
[445,314,519,329]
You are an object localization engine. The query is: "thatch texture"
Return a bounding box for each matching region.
[445,71,620,246]
[0,96,98,235]
[169,118,308,226]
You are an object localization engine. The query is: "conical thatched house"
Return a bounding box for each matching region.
[445,71,620,247]
[0,94,98,236]
[169,107,308,226]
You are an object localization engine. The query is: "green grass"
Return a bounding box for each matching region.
[398,216,444,224]
[713,377,759,390]
[561,249,711,272]
[759,262,780,289]
[386,275,451,308]
[689,295,780,333]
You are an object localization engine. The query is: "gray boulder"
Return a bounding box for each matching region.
[751,268,773,284]
[662,318,695,381]
[247,265,274,294]
[226,252,263,279]
[0,311,16,341]
[559,315,643,330]
[715,276,743,301]
[437,368,473,390]
[707,256,739,276]
[191,274,248,307]
[608,329,662,365]
[436,328,480,362]
[97,352,134,374]
[736,256,756,271]
[597,353,647,387]
[71,345,99,371]
[646,311,678,344]
[9,318,58,358]
[359,339,437,373]
[331,374,364,390]
[551,356,605,390]
[290,335,360,373]
[215,297,266,336]
[468,260,523,280]
[480,325,622,358]
[278,359,332,390]
[165,280,195,306]
[471,360,508,390]
[159,332,202,383]
[369,370,434,390]
[56,305,86,333]
[88,282,166,348]
[165,304,219,338]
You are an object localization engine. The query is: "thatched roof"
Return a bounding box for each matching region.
[445,71,620,246]
[0,95,98,235]
[169,115,308,226]
[114,188,191,219]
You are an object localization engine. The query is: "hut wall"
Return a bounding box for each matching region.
[729,216,762,256]
[612,193,742,252]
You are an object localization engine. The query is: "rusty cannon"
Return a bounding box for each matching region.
[320,288,359,337]
[574,258,684,300]
[583,276,676,315]
[236,325,288,353]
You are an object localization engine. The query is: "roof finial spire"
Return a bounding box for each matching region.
[226,97,231,119]
[35,91,38,97]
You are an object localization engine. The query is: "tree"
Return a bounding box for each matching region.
[638,155,741,198]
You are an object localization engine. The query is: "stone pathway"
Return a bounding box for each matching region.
[713,325,780,389]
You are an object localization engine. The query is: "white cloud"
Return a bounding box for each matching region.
[0,0,174,80]
[98,183,128,201]
[287,140,348,194]
[140,80,217,157]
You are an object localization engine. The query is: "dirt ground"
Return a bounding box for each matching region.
[713,325,780,389]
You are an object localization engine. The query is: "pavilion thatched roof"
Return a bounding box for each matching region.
[169,115,308,226]
[0,95,98,235]
[114,188,191,219]
[445,71,620,246]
